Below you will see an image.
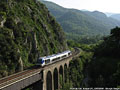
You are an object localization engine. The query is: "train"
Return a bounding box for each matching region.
[36,50,72,67]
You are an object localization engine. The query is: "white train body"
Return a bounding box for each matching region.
[36,50,72,67]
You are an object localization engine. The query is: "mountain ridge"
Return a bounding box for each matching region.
[110,14,120,21]
[41,0,120,38]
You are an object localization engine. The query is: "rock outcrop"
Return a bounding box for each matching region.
[0,0,68,77]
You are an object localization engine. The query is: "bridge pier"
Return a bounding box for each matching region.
[52,72,54,90]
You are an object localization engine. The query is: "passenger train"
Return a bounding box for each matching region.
[36,50,72,67]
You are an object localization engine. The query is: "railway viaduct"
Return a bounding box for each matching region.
[0,48,80,90]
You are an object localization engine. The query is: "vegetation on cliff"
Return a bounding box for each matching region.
[0,0,67,77]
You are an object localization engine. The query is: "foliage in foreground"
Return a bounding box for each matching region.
[61,50,93,89]
[88,27,120,87]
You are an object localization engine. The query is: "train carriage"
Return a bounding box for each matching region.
[36,50,72,67]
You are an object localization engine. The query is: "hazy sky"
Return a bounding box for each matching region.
[46,0,120,13]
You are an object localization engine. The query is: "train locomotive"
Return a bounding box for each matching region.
[36,50,72,67]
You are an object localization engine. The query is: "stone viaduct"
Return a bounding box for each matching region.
[42,55,72,90]
[0,48,80,90]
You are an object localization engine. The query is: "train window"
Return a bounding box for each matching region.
[58,57,60,59]
[61,55,67,58]
[45,59,50,64]
[52,58,57,61]
[68,53,71,55]
[52,57,60,61]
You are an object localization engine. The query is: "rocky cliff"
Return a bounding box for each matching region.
[0,0,67,78]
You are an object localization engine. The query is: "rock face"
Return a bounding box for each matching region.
[18,57,23,72]
[0,19,6,27]
[0,0,67,77]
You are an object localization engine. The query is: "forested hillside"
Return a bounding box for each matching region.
[88,27,120,87]
[41,1,120,41]
[61,27,120,88]
[0,0,67,78]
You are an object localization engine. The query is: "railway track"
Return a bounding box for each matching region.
[0,48,80,89]
[0,68,42,89]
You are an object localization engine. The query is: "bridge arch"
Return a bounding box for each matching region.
[54,68,58,90]
[46,71,52,90]
[59,65,63,88]
[64,63,68,83]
